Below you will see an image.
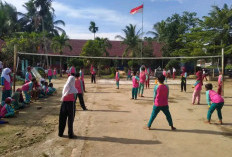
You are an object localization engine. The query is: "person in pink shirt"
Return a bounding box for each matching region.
[192,80,202,105]
[47,67,53,83]
[115,68,120,89]
[90,64,96,83]
[163,68,167,83]
[53,68,57,79]
[205,83,224,124]
[145,67,151,89]
[59,76,78,139]
[144,74,176,130]
[25,66,32,83]
[138,66,146,97]
[69,66,76,76]
[217,72,222,95]
[131,71,139,100]
[1,68,12,103]
[22,78,37,104]
[75,73,87,110]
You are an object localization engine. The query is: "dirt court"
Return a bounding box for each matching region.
[1,77,232,157]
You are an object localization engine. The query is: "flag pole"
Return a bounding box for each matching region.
[141,3,144,61]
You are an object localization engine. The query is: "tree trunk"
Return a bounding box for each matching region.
[60,57,62,77]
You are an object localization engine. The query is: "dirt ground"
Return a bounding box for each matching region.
[1,76,232,157]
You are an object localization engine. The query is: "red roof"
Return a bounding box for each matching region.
[60,39,162,57]
[0,39,163,57]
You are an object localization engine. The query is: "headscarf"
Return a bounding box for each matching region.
[61,76,78,101]
[1,68,11,83]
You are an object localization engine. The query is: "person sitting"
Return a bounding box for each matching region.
[0,97,15,118]
[11,88,25,110]
[47,83,57,96]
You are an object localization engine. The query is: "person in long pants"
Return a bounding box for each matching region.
[90,64,96,83]
[59,76,78,139]
[75,73,87,110]
[181,67,187,92]
[205,83,224,124]
[144,74,176,130]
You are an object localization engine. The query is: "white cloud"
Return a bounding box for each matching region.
[3,0,27,12]
[52,2,140,27]
[63,24,122,40]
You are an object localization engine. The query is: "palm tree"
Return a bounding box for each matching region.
[115,24,142,57]
[18,0,65,36]
[0,1,19,38]
[51,33,72,77]
[89,21,98,39]
[95,37,112,56]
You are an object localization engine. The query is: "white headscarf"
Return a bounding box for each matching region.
[61,76,78,101]
[1,68,11,83]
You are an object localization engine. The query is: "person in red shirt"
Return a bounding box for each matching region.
[59,76,78,139]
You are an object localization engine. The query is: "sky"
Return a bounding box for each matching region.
[5,0,232,40]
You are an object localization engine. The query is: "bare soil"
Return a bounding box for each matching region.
[1,77,232,157]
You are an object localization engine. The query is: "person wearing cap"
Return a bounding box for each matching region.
[1,68,12,103]
[0,97,15,118]
[25,66,32,83]
[22,78,37,104]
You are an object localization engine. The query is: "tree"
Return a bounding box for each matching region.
[51,33,72,77]
[149,12,200,56]
[18,0,65,36]
[0,1,19,38]
[115,24,142,57]
[95,37,112,56]
[89,21,98,39]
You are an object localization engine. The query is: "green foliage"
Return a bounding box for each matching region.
[51,33,72,54]
[89,21,98,39]
[225,64,232,69]
[110,67,116,75]
[67,58,84,70]
[128,60,139,69]
[115,24,142,57]
[165,60,180,70]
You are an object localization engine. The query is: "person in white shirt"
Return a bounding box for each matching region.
[172,67,176,80]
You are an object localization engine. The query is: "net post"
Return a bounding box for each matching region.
[13,45,17,92]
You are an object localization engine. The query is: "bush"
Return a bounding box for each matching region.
[128,60,139,69]
[225,64,232,69]
[165,60,180,70]
[67,58,84,70]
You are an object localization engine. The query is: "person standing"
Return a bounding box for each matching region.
[138,66,146,97]
[163,68,167,83]
[145,67,150,89]
[59,76,78,139]
[75,73,87,110]
[172,67,176,80]
[205,83,224,124]
[53,68,57,79]
[115,68,120,89]
[25,66,32,83]
[90,64,96,83]
[1,68,12,103]
[181,67,187,92]
[202,69,208,81]
[22,78,37,104]
[69,66,76,76]
[144,74,176,130]
[47,67,53,83]
[217,72,223,95]
[79,67,86,92]
[127,68,131,80]
[131,71,139,100]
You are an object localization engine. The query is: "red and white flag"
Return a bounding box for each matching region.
[130,4,143,14]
